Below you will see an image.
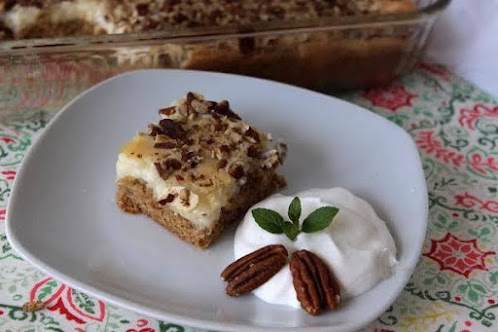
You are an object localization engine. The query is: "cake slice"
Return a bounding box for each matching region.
[116,92,287,248]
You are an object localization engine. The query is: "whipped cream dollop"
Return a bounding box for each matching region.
[233,187,397,308]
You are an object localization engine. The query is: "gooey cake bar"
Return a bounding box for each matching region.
[0,1,415,40]
[116,92,287,248]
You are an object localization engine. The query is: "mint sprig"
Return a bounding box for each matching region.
[288,196,301,225]
[302,206,339,233]
[251,197,339,241]
[252,208,284,234]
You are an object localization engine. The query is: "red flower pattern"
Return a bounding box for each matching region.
[424,233,495,278]
[127,319,156,332]
[416,131,464,167]
[459,104,498,130]
[1,170,16,181]
[363,85,416,111]
[466,151,498,175]
[455,192,498,214]
[30,278,106,324]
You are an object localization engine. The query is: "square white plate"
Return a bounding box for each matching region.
[6,70,427,332]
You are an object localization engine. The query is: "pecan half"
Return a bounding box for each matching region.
[221,244,288,297]
[289,250,341,315]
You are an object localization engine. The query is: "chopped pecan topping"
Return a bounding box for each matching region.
[154,142,177,149]
[186,91,196,103]
[187,112,197,121]
[289,250,341,316]
[158,193,176,205]
[247,145,260,159]
[159,119,186,139]
[159,106,177,116]
[181,150,195,162]
[139,93,287,194]
[191,99,209,114]
[184,138,195,146]
[198,178,214,187]
[261,149,280,169]
[214,144,231,160]
[189,173,205,181]
[154,162,171,180]
[165,158,182,170]
[205,101,217,111]
[147,123,163,136]
[211,122,228,132]
[245,127,260,143]
[227,130,243,144]
[231,126,243,135]
[228,163,245,180]
[185,92,196,114]
[213,100,241,120]
[179,188,191,207]
[221,244,288,296]
[218,159,228,169]
[181,150,202,166]
[154,134,177,149]
[219,144,231,152]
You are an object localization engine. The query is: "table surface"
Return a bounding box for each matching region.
[1,63,497,332]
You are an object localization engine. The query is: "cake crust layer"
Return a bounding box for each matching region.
[117,173,285,248]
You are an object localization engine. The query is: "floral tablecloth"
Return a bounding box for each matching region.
[1,63,497,332]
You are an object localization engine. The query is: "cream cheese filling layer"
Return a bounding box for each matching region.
[116,152,238,229]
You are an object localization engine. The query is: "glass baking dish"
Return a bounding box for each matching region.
[0,0,450,121]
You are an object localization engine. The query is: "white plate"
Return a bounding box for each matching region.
[6,70,428,332]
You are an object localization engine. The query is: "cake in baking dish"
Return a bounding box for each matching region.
[0,0,416,40]
[0,1,418,88]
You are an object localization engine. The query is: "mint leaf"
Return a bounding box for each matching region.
[282,222,300,241]
[301,206,339,233]
[288,197,301,225]
[252,208,284,234]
